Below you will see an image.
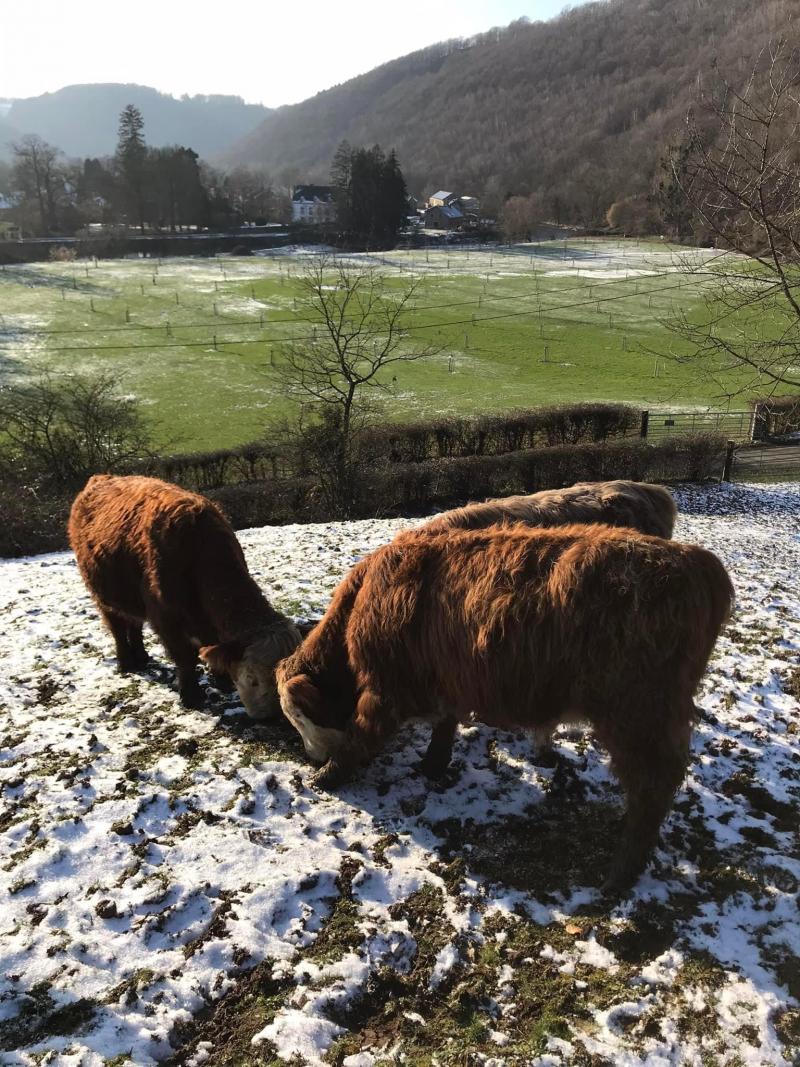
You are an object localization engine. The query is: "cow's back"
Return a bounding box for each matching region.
[68,474,232,618]
[425,480,677,539]
[347,524,730,727]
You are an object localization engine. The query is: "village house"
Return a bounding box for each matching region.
[427,190,457,208]
[423,190,480,230]
[291,185,337,224]
[0,193,21,240]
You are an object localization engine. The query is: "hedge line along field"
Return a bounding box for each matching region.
[0,240,775,452]
[0,482,798,1066]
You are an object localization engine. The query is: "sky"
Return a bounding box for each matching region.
[0,0,589,107]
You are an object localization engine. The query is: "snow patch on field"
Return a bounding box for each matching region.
[0,483,798,1065]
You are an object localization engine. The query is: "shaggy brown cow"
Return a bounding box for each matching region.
[423,480,677,538]
[69,474,301,716]
[277,524,733,888]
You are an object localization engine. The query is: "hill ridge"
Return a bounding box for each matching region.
[225,0,794,220]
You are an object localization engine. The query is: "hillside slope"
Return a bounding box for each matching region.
[226,0,794,218]
[5,83,270,160]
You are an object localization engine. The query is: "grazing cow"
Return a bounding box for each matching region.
[277,524,733,888]
[423,480,676,539]
[68,474,301,717]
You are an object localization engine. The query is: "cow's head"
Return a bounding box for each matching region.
[200,620,302,720]
[276,665,357,763]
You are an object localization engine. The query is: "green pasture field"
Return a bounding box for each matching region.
[0,239,778,451]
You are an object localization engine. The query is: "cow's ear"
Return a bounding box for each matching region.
[283,673,326,723]
[199,641,245,674]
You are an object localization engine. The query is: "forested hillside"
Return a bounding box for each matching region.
[226,0,795,221]
[3,84,270,160]
[0,115,24,161]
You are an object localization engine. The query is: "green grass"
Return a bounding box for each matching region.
[0,240,784,452]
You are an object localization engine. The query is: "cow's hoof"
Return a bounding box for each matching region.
[179,686,206,711]
[602,856,646,897]
[534,745,560,768]
[418,752,451,780]
[310,760,347,790]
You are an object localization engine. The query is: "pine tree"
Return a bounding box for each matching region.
[328,142,407,249]
[380,148,408,241]
[116,105,148,232]
[330,140,355,233]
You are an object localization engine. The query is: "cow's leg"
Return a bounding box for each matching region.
[149,609,203,709]
[419,715,458,778]
[101,607,148,673]
[531,724,558,766]
[598,705,692,892]
[124,619,149,670]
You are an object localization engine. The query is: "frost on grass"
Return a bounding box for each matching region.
[0,483,798,1065]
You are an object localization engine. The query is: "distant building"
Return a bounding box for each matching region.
[0,194,20,240]
[427,190,458,208]
[423,191,480,230]
[424,204,465,230]
[291,185,336,224]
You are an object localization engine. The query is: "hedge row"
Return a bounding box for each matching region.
[136,444,289,493]
[210,434,726,531]
[357,403,640,464]
[0,434,726,559]
[137,403,642,492]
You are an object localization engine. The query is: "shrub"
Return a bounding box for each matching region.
[752,395,800,438]
[0,482,71,558]
[48,245,77,262]
[0,370,153,491]
[208,477,322,528]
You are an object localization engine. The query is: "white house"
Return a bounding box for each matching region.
[291,185,337,224]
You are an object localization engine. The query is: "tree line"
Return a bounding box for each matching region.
[0,104,291,237]
[0,106,411,246]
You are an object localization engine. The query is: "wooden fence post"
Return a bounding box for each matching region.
[722,440,736,482]
[640,410,650,438]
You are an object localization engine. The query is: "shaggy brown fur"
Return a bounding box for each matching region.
[277,523,733,888]
[68,474,300,715]
[423,480,677,539]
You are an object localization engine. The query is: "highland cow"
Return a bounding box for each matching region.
[423,480,676,538]
[68,474,301,716]
[277,524,733,888]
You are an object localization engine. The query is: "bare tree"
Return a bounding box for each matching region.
[224,165,275,222]
[11,135,64,234]
[666,42,800,398]
[272,257,439,515]
[500,193,544,242]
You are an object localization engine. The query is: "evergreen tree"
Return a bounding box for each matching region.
[380,148,408,241]
[329,142,408,249]
[330,139,353,228]
[116,104,148,232]
[151,146,207,231]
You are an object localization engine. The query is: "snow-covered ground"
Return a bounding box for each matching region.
[0,483,798,1066]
